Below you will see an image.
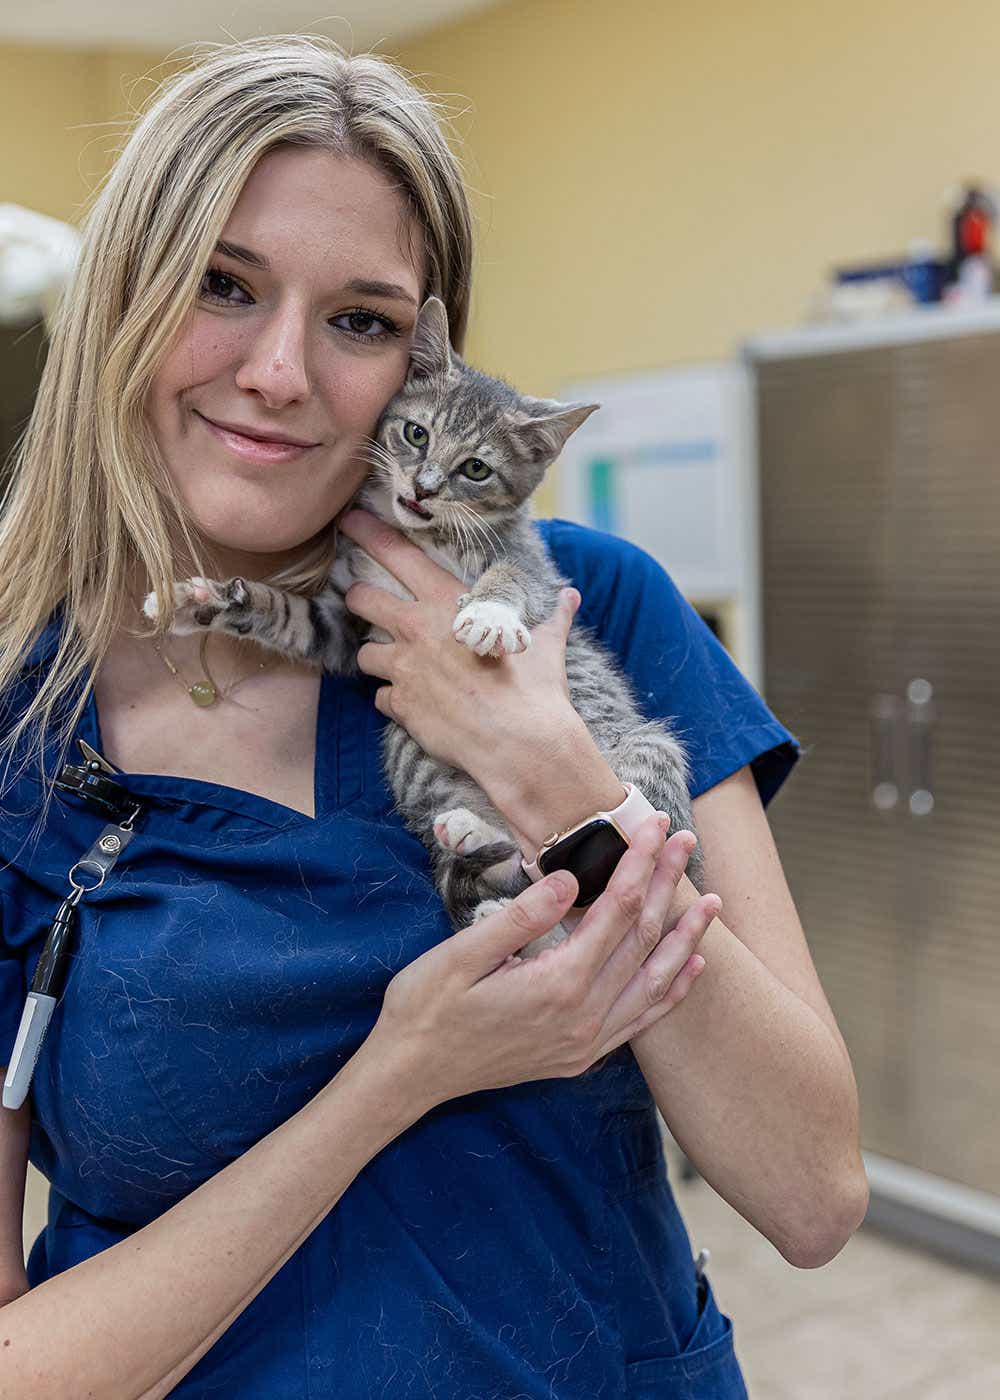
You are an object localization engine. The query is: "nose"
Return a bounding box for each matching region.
[413,465,445,501]
[234,303,311,407]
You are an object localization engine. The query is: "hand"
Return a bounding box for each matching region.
[338,508,584,787]
[367,813,718,1108]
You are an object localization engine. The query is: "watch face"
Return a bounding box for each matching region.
[536,818,630,907]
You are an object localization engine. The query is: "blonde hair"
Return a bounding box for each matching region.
[0,34,474,812]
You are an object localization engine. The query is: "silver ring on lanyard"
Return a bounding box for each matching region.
[65,801,142,905]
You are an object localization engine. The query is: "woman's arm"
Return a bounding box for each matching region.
[0,1036,420,1400]
[337,509,869,1271]
[0,1086,30,1303]
[490,746,869,1269]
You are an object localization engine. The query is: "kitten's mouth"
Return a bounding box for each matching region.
[397,494,434,521]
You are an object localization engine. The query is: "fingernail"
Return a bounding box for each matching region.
[545,873,572,899]
[656,812,671,835]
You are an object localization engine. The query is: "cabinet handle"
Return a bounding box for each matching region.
[906,678,935,817]
[869,693,901,811]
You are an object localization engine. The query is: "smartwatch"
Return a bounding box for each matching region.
[521,783,660,908]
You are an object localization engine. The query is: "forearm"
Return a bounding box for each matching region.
[630,876,865,1267]
[480,727,865,1267]
[485,713,626,859]
[0,1036,421,1400]
[0,1087,30,1295]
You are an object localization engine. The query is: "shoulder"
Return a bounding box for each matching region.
[536,515,662,595]
[535,516,801,807]
[535,514,709,669]
[536,515,691,643]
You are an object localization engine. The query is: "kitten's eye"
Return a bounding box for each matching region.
[403,421,428,448]
[460,458,493,482]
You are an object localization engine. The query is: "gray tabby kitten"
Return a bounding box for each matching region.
[145,297,702,956]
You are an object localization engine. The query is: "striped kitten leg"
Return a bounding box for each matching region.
[143,576,360,674]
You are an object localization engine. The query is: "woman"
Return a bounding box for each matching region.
[0,36,867,1399]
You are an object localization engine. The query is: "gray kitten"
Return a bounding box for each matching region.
[144,297,702,956]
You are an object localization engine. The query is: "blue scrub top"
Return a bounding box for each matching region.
[1,519,799,1398]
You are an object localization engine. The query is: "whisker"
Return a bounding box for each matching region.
[457,502,504,558]
[361,440,398,481]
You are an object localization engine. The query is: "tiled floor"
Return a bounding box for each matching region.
[659,1139,1000,1398]
[22,1151,1000,1397]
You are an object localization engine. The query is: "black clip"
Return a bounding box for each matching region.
[53,740,138,824]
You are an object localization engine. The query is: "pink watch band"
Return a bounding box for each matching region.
[521,782,659,885]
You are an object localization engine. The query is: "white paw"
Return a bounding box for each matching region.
[452,600,530,658]
[433,807,504,854]
[142,576,226,634]
[471,897,510,922]
[469,899,572,963]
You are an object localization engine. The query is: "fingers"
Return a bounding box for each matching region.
[530,587,580,647]
[593,946,709,1061]
[594,889,719,1053]
[567,812,671,980]
[355,639,397,681]
[339,508,464,603]
[589,828,696,1007]
[344,580,416,636]
[454,870,580,981]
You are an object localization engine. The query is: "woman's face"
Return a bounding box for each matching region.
[145,145,426,579]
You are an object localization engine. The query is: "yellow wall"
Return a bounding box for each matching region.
[4,4,1000,503]
[0,44,184,222]
[395,0,1000,385]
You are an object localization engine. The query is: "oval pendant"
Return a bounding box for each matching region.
[189,681,218,707]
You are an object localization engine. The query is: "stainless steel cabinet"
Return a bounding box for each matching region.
[754,329,1000,1208]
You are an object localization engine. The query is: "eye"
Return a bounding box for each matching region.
[460,458,493,481]
[333,308,402,343]
[403,421,429,447]
[199,267,252,305]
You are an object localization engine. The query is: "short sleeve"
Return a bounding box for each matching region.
[539,518,801,808]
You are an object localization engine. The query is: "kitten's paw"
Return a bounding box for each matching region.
[433,807,507,854]
[453,600,530,658]
[472,899,524,965]
[469,898,572,961]
[471,897,511,922]
[142,576,248,634]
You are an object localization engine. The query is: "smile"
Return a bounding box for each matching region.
[197,412,317,465]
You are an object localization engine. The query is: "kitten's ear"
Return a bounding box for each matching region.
[507,399,600,464]
[407,296,452,382]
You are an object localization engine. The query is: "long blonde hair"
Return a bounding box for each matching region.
[0,35,474,812]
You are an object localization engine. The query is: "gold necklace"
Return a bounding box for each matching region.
[151,631,277,707]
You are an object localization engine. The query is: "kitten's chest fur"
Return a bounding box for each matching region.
[337,483,483,643]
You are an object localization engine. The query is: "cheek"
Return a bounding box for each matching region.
[148,321,237,417]
[317,350,410,435]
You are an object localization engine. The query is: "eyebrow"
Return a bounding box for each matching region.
[214,240,418,305]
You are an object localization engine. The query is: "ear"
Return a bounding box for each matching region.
[506,398,600,464]
[407,295,452,382]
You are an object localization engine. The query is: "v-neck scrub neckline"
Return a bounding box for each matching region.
[81,669,333,831]
[0,519,796,1398]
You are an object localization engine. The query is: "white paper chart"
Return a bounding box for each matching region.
[554,360,761,684]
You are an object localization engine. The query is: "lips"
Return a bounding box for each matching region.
[199,413,318,448]
[197,412,319,465]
